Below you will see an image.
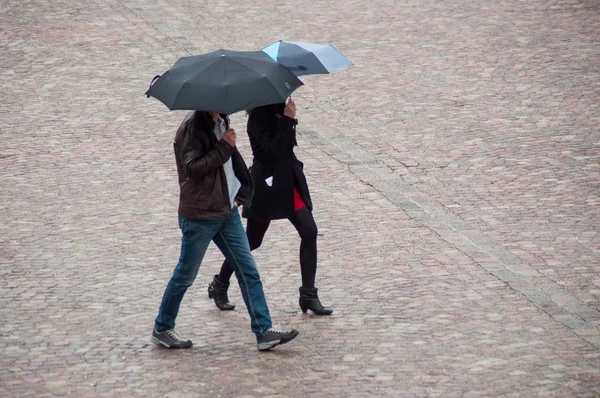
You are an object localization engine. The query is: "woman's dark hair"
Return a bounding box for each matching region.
[248,102,285,118]
[191,111,215,133]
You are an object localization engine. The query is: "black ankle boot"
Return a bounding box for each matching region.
[299,287,333,315]
[208,275,235,311]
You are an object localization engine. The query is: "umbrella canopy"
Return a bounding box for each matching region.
[145,49,303,115]
[262,40,353,76]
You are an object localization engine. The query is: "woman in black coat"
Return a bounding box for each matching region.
[208,100,332,315]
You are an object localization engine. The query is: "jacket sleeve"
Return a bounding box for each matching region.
[179,128,235,183]
[231,150,253,208]
[248,107,297,160]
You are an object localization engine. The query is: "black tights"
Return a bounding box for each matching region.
[218,206,318,288]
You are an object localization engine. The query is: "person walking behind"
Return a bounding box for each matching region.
[152,110,299,351]
[208,99,332,316]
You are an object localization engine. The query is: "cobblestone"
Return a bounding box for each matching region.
[2,0,599,396]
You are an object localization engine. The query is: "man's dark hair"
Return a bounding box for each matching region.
[191,111,215,133]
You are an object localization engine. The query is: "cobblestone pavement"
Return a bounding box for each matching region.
[1,0,599,396]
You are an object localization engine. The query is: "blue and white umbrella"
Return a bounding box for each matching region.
[262,40,353,76]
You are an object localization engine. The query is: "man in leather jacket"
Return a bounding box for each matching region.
[151,110,299,351]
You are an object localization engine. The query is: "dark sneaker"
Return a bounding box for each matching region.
[151,328,193,349]
[257,327,299,351]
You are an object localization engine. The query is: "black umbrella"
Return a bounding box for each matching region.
[145,49,303,115]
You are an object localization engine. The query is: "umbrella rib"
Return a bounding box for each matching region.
[169,80,190,110]
[223,58,230,112]
[259,75,287,103]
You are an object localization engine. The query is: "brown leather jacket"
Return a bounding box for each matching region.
[174,112,253,221]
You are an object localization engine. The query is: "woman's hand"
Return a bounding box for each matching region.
[283,99,296,119]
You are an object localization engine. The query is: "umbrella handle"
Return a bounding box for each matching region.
[145,75,161,97]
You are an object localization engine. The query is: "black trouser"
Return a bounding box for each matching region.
[218,206,318,288]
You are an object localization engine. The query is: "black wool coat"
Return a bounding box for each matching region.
[242,103,313,220]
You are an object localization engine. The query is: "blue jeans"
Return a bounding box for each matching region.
[154,208,272,337]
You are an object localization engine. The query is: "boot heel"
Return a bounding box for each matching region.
[208,286,213,299]
[299,287,333,316]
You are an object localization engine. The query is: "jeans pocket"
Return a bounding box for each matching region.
[179,216,193,235]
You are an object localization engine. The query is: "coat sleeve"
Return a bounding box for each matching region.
[248,107,297,160]
[178,128,235,183]
[232,150,253,208]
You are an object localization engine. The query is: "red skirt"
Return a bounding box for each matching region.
[293,186,307,210]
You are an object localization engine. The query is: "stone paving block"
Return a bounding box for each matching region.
[1,0,599,396]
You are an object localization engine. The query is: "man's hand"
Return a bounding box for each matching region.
[283,99,296,119]
[222,128,236,147]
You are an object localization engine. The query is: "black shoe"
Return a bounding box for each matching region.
[208,275,235,311]
[151,328,193,349]
[257,327,299,351]
[299,287,333,315]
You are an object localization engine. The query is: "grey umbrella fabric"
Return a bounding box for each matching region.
[145,49,303,115]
